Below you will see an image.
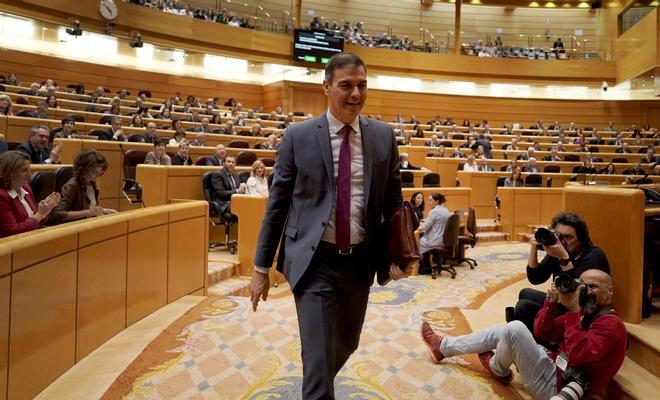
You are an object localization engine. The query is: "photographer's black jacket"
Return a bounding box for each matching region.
[527,245,610,285]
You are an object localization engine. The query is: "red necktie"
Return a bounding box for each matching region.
[336,125,352,251]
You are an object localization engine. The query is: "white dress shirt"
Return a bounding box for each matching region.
[8,187,34,217]
[320,110,366,246]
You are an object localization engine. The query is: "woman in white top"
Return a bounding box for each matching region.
[415,193,451,274]
[462,155,479,171]
[245,160,269,196]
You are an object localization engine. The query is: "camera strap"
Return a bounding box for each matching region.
[581,305,613,330]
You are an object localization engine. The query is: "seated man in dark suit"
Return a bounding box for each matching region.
[101,116,127,141]
[575,160,597,174]
[615,142,631,154]
[641,149,659,164]
[210,155,246,221]
[205,144,226,166]
[143,122,159,143]
[425,134,442,148]
[522,157,539,173]
[53,116,79,139]
[17,125,62,164]
[622,162,646,175]
[399,153,420,170]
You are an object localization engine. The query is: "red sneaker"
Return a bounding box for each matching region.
[478,351,514,384]
[420,321,445,364]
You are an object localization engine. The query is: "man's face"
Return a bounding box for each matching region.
[215,145,226,159]
[223,157,236,172]
[555,223,580,255]
[580,270,613,306]
[201,118,209,127]
[63,121,74,134]
[323,64,367,124]
[155,143,165,155]
[146,123,157,137]
[31,128,49,150]
[112,119,122,131]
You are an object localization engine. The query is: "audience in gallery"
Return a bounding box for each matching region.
[399,152,422,170]
[49,149,116,224]
[144,138,172,166]
[575,160,597,174]
[504,167,524,187]
[17,125,62,164]
[0,151,60,238]
[410,191,425,222]
[245,160,269,196]
[171,140,193,165]
[416,193,451,275]
[130,0,253,29]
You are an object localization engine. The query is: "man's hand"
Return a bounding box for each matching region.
[543,240,569,261]
[49,143,62,163]
[389,264,413,281]
[557,284,583,313]
[250,269,269,311]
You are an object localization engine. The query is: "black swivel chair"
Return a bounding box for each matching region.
[202,172,237,253]
[401,171,414,188]
[55,166,74,192]
[422,173,440,187]
[457,207,478,269]
[524,174,542,187]
[120,148,147,206]
[28,171,56,203]
[496,176,507,187]
[238,171,251,184]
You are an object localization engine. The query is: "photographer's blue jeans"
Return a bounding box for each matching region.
[441,320,558,399]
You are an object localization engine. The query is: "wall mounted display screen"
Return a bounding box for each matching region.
[293,29,344,64]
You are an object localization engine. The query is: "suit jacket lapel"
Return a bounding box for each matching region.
[317,114,334,191]
[360,116,374,203]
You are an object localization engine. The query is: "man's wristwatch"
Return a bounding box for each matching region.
[559,257,570,267]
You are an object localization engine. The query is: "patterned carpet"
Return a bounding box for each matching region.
[103,243,531,400]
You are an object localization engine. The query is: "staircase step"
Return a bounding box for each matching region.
[208,276,252,298]
[608,357,660,400]
[625,314,660,379]
[476,231,508,243]
[518,233,534,243]
[208,261,239,285]
[476,219,502,233]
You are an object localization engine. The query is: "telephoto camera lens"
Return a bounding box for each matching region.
[534,227,557,247]
[554,274,583,293]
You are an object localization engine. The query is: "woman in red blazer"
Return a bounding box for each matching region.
[0,151,60,238]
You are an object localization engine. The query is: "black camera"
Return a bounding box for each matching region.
[555,273,583,293]
[535,227,560,247]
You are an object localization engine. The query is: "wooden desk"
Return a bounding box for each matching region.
[497,187,564,240]
[0,201,208,399]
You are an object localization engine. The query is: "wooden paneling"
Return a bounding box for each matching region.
[563,185,645,323]
[262,81,285,114]
[127,225,168,326]
[496,187,564,240]
[9,252,77,400]
[168,217,207,302]
[614,9,658,83]
[77,235,128,361]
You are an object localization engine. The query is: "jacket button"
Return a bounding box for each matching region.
[321,222,326,227]
[311,246,315,251]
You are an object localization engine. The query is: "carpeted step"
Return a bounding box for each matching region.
[208,276,252,298]
[476,219,502,233]
[517,233,534,243]
[208,261,240,285]
[476,231,508,243]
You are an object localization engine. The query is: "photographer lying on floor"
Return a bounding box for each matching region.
[513,212,610,334]
[421,269,627,400]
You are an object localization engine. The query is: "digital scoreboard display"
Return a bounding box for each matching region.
[293,29,344,64]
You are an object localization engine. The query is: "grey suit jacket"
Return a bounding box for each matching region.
[254,113,402,290]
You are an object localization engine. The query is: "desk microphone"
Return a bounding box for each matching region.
[633,173,650,189]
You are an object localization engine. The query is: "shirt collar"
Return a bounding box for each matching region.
[326,110,360,135]
[7,187,26,200]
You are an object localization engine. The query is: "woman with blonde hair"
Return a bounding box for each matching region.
[245,159,269,196]
[0,151,60,237]
[0,94,13,116]
[463,154,478,171]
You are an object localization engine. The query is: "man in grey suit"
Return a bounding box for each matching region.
[250,53,410,399]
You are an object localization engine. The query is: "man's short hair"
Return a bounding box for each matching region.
[61,116,75,125]
[154,138,168,146]
[324,53,366,84]
[36,101,48,108]
[551,212,592,246]
[224,155,235,163]
[111,116,122,124]
[30,125,49,136]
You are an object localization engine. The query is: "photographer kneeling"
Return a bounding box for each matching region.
[514,212,610,334]
[421,269,627,400]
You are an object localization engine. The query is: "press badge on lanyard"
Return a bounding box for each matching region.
[556,351,569,371]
